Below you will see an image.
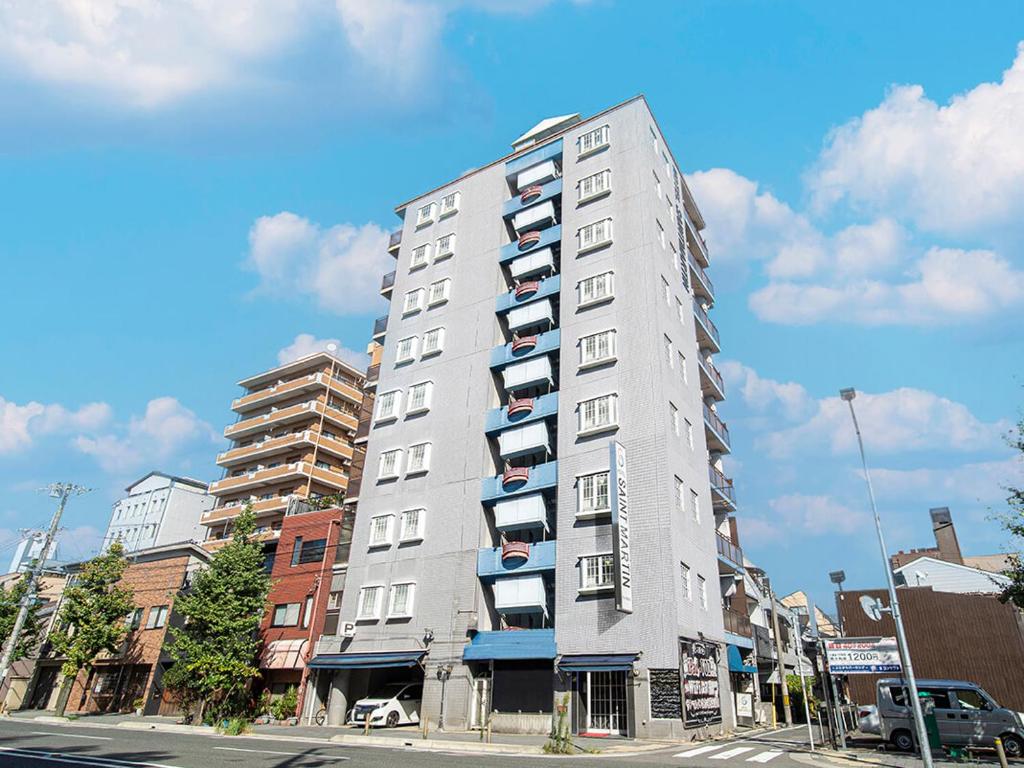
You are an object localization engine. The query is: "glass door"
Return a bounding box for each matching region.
[583,671,628,736]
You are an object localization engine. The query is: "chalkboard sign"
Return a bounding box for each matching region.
[680,638,722,727]
[649,668,682,720]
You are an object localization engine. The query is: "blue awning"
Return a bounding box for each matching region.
[558,654,637,673]
[463,629,556,661]
[307,650,425,670]
[728,644,757,674]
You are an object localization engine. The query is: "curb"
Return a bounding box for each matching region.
[327,733,544,754]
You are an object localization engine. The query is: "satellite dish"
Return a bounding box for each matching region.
[860,595,884,621]
[326,342,338,353]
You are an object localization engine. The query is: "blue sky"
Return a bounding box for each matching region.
[1,1,1022,608]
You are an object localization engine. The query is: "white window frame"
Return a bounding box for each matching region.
[577,168,612,204]
[653,170,662,199]
[406,381,433,416]
[578,328,617,369]
[402,288,425,315]
[670,402,679,436]
[427,278,451,307]
[406,442,431,475]
[698,574,707,610]
[435,232,456,260]
[421,327,445,357]
[579,553,615,593]
[664,335,674,367]
[399,508,425,542]
[387,582,416,619]
[679,352,688,384]
[146,605,169,629]
[377,448,403,480]
[357,585,384,621]
[415,202,437,227]
[368,514,394,547]
[410,243,432,270]
[577,218,613,254]
[657,219,666,249]
[395,336,418,365]
[675,477,686,515]
[577,470,611,519]
[577,393,619,436]
[439,191,460,218]
[685,418,694,449]
[681,562,692,601]
[577,270,614,308]
[375,389,401,423]
[662,276,671,306]
[690,489,700,523]
[577,124,610,158]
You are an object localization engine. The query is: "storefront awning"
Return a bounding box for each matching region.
[463,629,556,661]
[261,639,308,670]
[558,654,637,673]
[728,644,757,674]
[307,650,425,670]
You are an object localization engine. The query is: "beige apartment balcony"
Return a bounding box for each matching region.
[210,462,310,495]
[216,429,354,468]
[201,494,293,525]
[224,401,357,440]
[231,372,361,415]
[203,527,282,551]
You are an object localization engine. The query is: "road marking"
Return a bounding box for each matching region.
[0,746,185,768]
[710,746,756,760]
[747,750,785,762]
[674,744,726,757]
[214,746,350,760]
[31,731,113,741]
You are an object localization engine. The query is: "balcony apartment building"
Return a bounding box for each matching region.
[307,97,740,739]
[101,472,214,554]
[200,351,365,550]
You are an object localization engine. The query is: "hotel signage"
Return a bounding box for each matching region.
[609,440,632,614]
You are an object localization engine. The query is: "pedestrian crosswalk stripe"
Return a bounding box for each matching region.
[746,750,784,763]
[674,744,727,757]
[710,747,756,760]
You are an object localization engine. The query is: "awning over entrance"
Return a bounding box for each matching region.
[463,629,556,661]
[728,644,757,674]
[261,639,308,670]
[307,650,425,670]
[557,654,637,673]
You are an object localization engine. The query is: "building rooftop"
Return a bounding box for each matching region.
[511,113,580,150]
[237,350,366,390]
[126,470,209,493]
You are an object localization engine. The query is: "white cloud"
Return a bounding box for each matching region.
[718,361,813,422]
[247,212,391,316]
[0,396,111,454]
[759,387,1009,459]
[809,42,1024,235]
[739,494,869,545]
[74,397,216,474]
[277,333,369,371]
[871,457,1023,505]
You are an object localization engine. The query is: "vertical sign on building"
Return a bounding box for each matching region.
[609,440,632,614]
[680,638,722,727]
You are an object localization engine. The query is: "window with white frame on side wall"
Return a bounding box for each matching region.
[377,448,402,480]
[410,242,432,270]
[578,271,614,308]
[375,389,401,422]
[577,124,610,157]
[577,393,618,436]
[439,191,460,218]
[578,169,611,203]
[399,508,425,541]
[421,327,445,357]
[579,553,615,592]
[357,585,384,620]
[427,278,451,306]
[435,233,456,260]
[395,336,418,365]
[577,471,611,517]
[402,288,425,315]
[406,381,433,415]
[368,514,394,547]
[387,582,416,618]
[406,442,431,475]
[579,329,616,368]
[577,218,612,253]
[415,202,437,227]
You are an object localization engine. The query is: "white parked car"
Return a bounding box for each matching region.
[349,683,422,728]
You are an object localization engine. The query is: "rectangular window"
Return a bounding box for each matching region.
[679,352,688,384]
[675,477,686,515]
[297,538,327,565]
[357,586,383,620]
[578,393,618,435]
[402,288,424,315]
[675,296,684,321]
[657,219,666,249]
[664,335,674,367]
[410,242,432,269]
[650,125,658,153]
[415,202,436,227]
[578,124,610,156]
[690,489,700,522]
[314,460,331,470]
[577,218,612,252]
[685,418,694,449]
[421,327,445,357]
[406,381,433,414]
[653,170,661,199]
[662,276,671,305]
[578,471,611,516]
[578,169,611,203]
[375,389,401,422]
[290,535,304,566]
[395,336,417,364]
[368,514,394,547]
[435,233,456,259]
[400,508,424,541]
[427,278,451,306]
[681,562,692,600]
[698,574,707,609]
[578,271,614,307]
[580,554,615,591]
[271,602,301,627]
[302,595,314,629]
[145,605,169,629]
[670,402,679,436]
[579,329,616,367]
[388,582,415,618]
[378,449,402,479]
[127,607,143,630]
[439,191,460,217]
[407,442,431,474]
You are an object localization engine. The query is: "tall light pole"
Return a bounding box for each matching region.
[840,388,932,768]
[0,483,90,686]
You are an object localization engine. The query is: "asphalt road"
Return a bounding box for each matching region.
[0,719,827,768]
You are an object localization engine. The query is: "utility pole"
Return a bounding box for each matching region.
[766,579,792,727]
[793,619,814,750]
[841,389,932,768]
[0,483,89,686]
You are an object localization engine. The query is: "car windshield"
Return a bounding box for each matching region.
[372,684,408,698]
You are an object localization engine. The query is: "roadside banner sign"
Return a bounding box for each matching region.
[824,637,901,674]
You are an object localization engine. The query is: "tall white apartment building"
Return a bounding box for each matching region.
[307,97,741,738]
[101,471,214,553]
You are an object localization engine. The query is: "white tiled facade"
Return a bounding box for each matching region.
[102,472,213,553]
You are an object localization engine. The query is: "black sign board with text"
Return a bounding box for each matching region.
[680,638,722,727]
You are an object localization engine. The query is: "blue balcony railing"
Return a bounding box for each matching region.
[481,460,558,504]
[477,540,556,580]
[505,139,563,179]
[484,392,558,435]
[502,178,563,219]
[495,275,561,314]
[499,225,562,264]
[490,328,560,369]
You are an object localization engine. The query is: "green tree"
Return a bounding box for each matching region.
[49,542,134,716]
[997,416,1024,609]
[0,573,43,662]
[165,506,271,721]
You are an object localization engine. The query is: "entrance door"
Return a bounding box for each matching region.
[582,671,628,736]
[469,676,490,730]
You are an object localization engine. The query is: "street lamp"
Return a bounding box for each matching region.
[840,388,932,768]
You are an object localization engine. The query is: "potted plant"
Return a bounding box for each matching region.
[132,697,146,717]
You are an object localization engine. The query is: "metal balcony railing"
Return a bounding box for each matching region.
[709,465,736,505]
[703,403,731,449]
[692,299,720,347]
[372,315,388,337]
[388,230,402,250]
[380,270,396,293]
[688,251,714,298]
[716,531,743,567]
[364,363,380,384]
[722,607,752,637]
[698,357,725,398]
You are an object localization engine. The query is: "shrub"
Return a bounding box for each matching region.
[271,686,298,721]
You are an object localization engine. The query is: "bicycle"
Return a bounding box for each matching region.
[314,706,327,726]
